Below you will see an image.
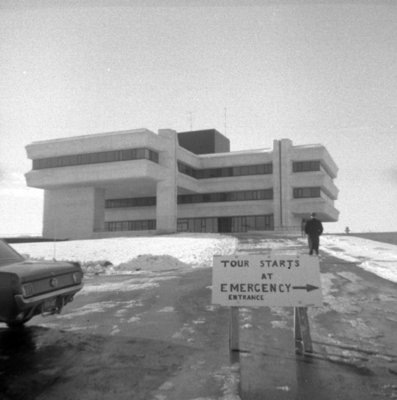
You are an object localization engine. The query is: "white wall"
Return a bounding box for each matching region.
[43,187,104,239]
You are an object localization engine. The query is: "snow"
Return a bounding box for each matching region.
[320,235,397,283]
[13,233,238,273]
[12,233,397,283]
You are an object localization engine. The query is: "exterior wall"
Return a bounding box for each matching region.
[177,129,230,154]
[105,207,155,221]
[25,128,339,239]
[199,149,272,168]
[26,160,164,189]
[43,187,104,239]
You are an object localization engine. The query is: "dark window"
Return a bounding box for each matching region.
[177,214,274,233]
[106,197,156,208]
[177,189,273,204]
[293,187,321,198]
[32,147,159,170]
[105,219,156,232]
[0,241,25,266]
[293,161,321,173]
[178,162,272,179]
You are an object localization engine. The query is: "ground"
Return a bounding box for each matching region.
[0,233,396,400]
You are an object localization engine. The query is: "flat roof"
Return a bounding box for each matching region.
[29,128,154,145]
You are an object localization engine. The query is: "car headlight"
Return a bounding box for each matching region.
[72,272,82,284]
[22,283,34,297]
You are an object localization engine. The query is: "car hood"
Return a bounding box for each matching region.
[0,260,81,282]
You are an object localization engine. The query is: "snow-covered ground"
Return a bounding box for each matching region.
[320,235,397,283]
[9,233,397,400]
[12,233,397,283]
[13,233,238,274]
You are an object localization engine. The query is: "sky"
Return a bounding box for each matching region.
[1,0,396,235]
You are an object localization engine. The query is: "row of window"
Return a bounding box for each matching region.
[177,214,274,233]
[32,148,159,170]
[104,215,274,233]
[178,162,273,179]
[105,187,323,209]
[293,187,321,198]
[32,146,325,179]
[178,189,273,204]
[105,189,273,209]
[178,160,324,179]
[292,161,321,173]
[105,219,156,232]
[106,196,156,208]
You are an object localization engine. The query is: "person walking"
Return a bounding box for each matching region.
[304,213,323,256]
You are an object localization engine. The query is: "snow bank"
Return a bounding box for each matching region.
[321,235,397,283]
[13,233,238,273]
[11,233,397,283]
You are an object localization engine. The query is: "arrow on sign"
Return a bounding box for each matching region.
[292,284,319,292]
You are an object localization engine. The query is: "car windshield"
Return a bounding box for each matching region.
[0,240,24,266]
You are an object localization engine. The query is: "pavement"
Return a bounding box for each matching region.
[234,236,397,400]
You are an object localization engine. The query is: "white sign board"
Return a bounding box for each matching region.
[212,254,323,307]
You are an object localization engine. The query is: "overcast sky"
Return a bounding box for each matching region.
[1,0,396,235]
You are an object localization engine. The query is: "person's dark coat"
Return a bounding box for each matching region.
[304,218,323,237]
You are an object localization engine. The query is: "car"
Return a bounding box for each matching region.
[0,239,83,328]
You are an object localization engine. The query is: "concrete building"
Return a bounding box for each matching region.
[25,128,339,239]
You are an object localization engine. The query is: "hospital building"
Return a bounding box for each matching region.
[25,128,339,239]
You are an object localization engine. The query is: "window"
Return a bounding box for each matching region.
[293,161,321,173]
[105,219,156,232]
[32,147,159,170]
[177,189,273,204]
[106,197,156,208]
[177,214,274,233]
[178,162,273,179]
[293,187,321,198]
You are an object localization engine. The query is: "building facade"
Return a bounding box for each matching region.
[25,128,339,239]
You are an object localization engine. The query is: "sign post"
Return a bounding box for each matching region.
[229,306,239,352]
[294,306,313,354]
[212,253,322,355]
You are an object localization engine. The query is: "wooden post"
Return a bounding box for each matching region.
[294,307,313,354]
[229,306,239,352]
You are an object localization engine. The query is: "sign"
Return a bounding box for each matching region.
[212,254,322,307]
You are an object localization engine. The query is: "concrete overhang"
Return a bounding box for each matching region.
[291,145,338,179]
[25,160,166,189]
[177,173,273,194]
[25,128,164,159]
[292,172,339,200]
[291,199,340,222]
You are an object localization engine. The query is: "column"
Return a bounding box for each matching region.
[272,139,293,231]
[156,129,178,233]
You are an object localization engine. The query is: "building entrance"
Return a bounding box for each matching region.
[218,217,232,233]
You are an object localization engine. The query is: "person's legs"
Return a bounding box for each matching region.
[308,236,313,255]
[312,236,320,255]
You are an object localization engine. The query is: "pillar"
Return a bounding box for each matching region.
[156,129,178,233]
[272,139,293,231]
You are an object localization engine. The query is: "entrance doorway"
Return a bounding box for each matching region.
[218,217,232,233]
